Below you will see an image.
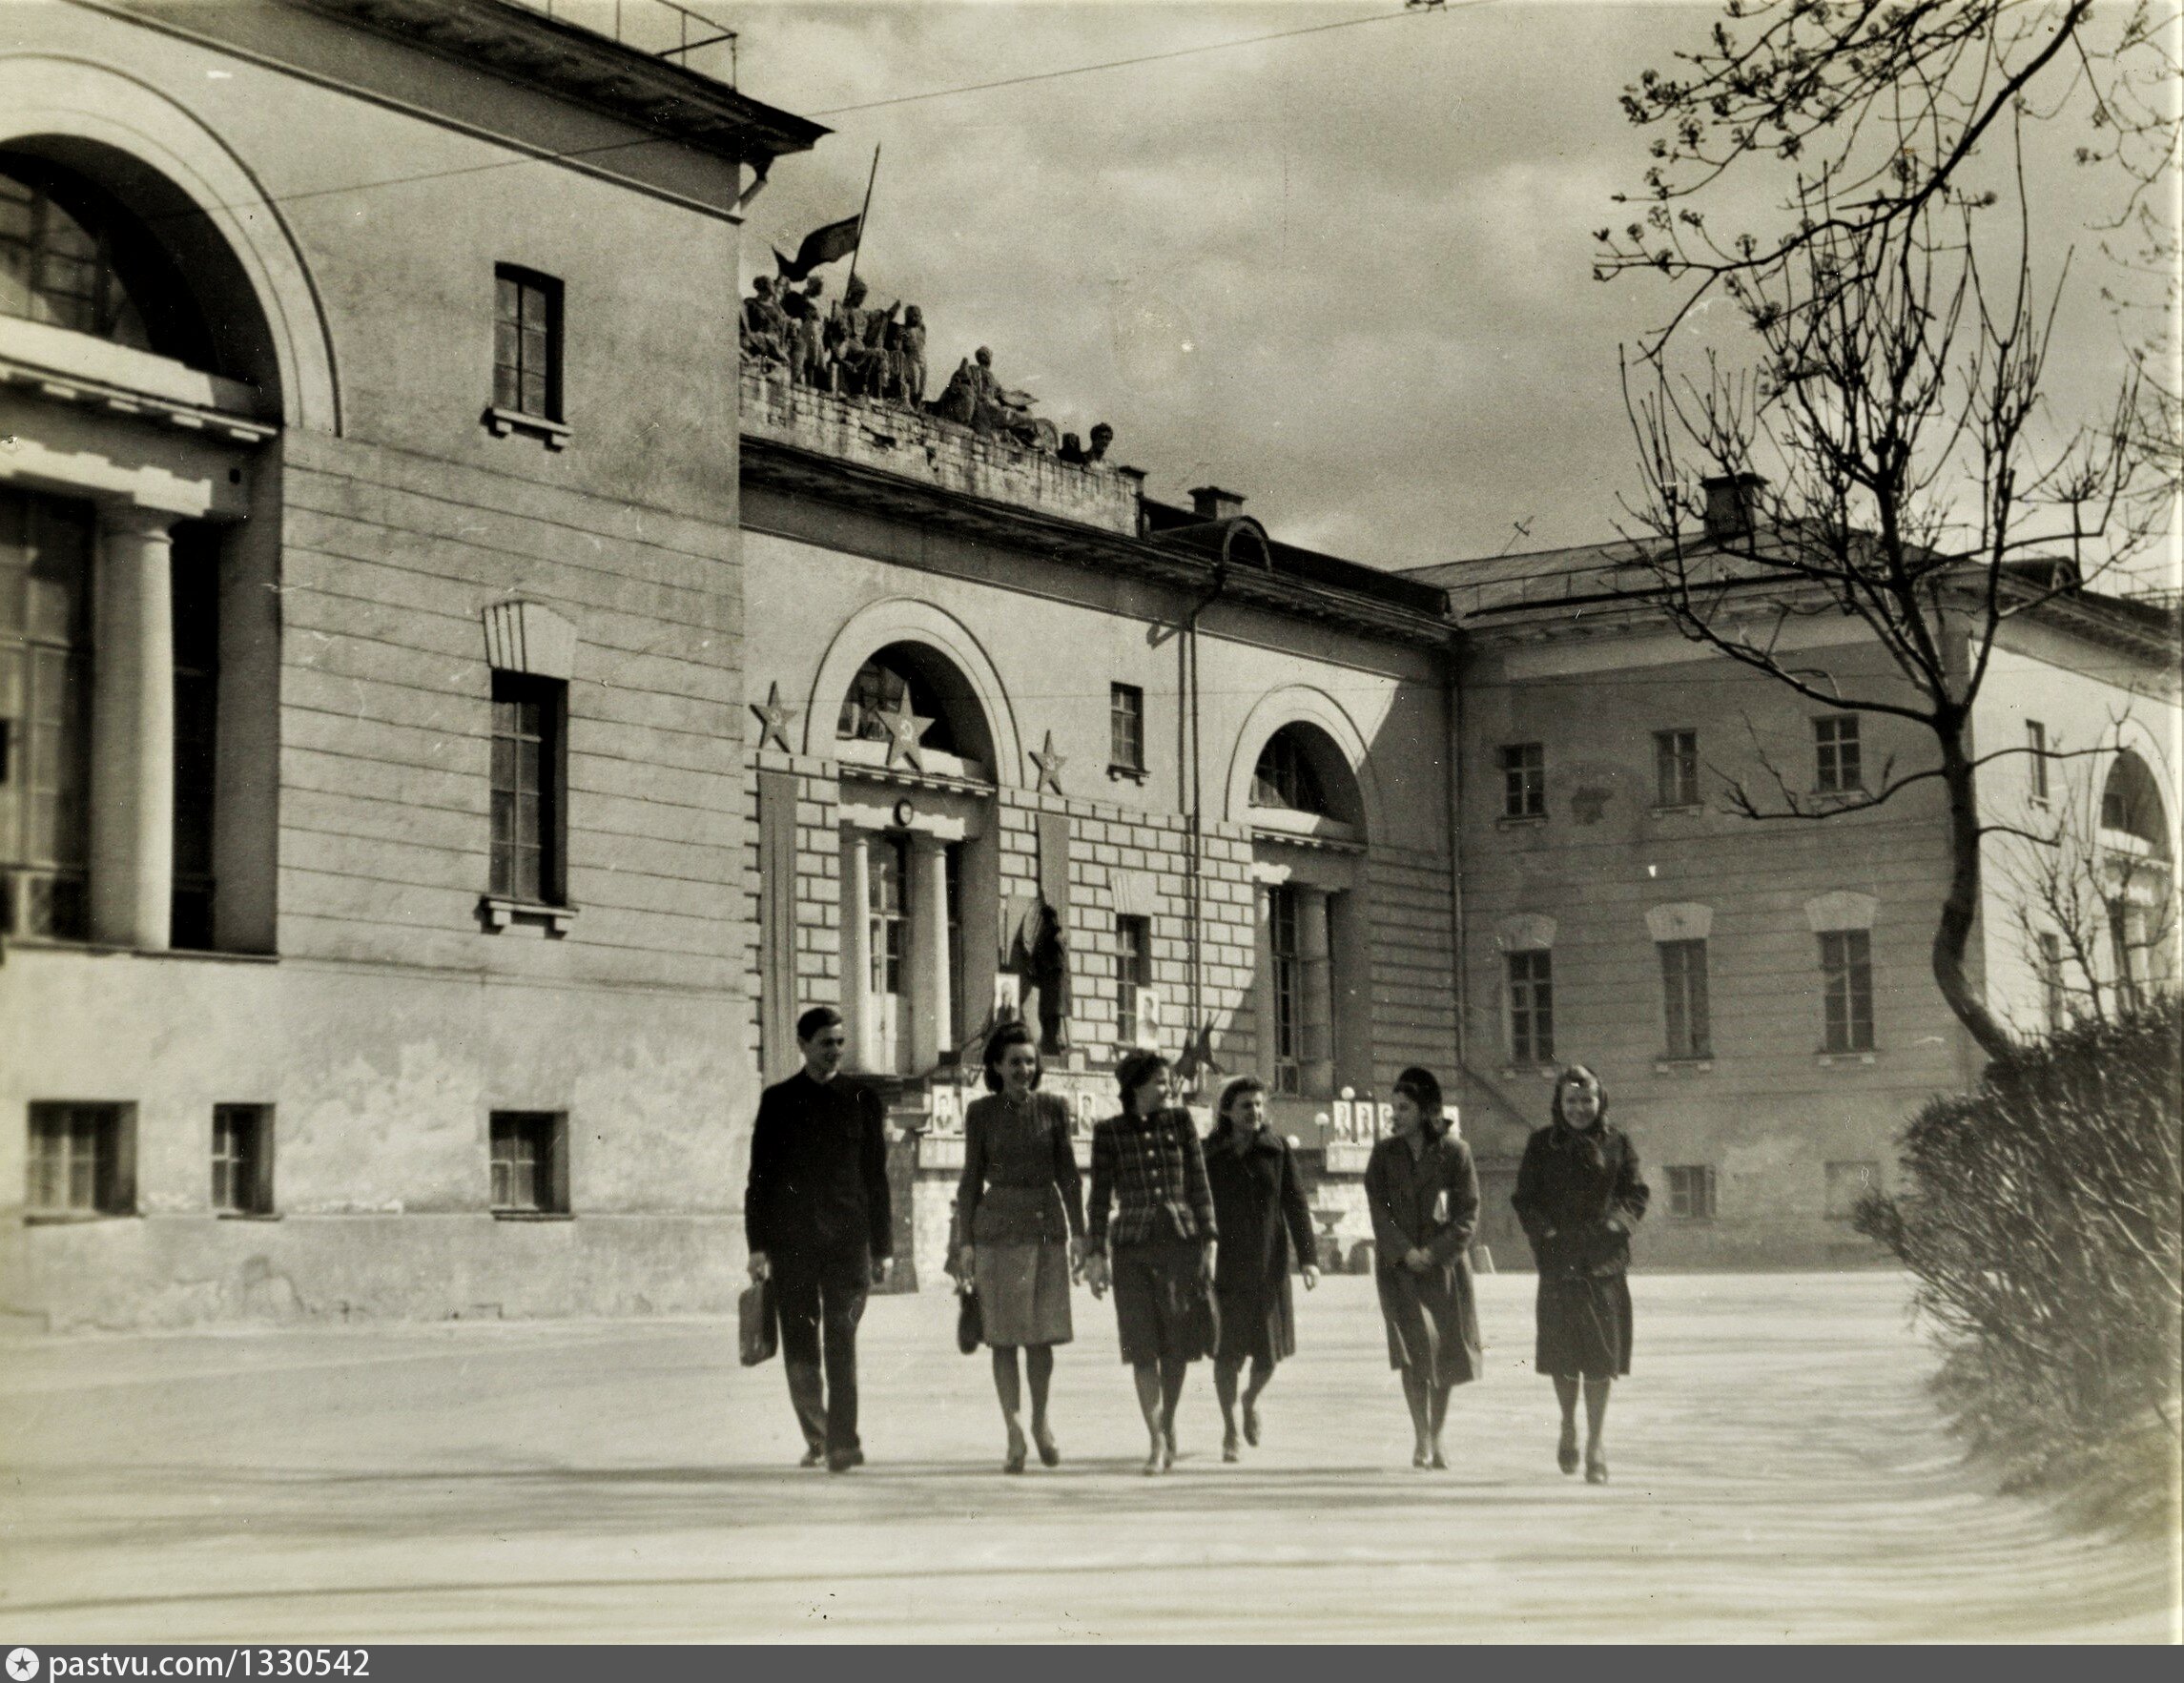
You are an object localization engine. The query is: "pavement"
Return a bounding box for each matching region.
[1,1272,2176,1643]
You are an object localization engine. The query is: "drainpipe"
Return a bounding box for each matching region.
[1184,560,1228,1082]
[1444,628,1470,1107]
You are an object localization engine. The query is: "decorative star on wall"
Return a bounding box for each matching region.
[1030,729,1068,794]
[878,689,933,771]
[750,680,798,755]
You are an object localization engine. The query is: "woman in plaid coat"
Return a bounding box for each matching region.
[1086,1049,1219,1474]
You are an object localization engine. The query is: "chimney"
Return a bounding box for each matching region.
[1701,473,1765,544]
[1188,484,1246,522]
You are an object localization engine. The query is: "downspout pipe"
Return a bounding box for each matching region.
[1443,627,1471,1112]
[1184,559,1228,1087]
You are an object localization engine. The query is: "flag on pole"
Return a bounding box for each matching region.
[773,214,862,283]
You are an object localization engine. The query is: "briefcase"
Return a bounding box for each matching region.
[738,1280,778,1367]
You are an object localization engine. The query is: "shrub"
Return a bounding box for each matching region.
[1855,998,2183,1528]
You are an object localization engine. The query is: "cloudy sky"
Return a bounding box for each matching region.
[646,0,2157,572]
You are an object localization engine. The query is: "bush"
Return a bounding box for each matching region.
[1855,998,2183,1529]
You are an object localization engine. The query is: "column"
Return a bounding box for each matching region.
[1297,884,1334,1097]
[908,833,952,1070]
[89,505,176,951]
[1252,881,1278,1085]
[839,830,873,1072]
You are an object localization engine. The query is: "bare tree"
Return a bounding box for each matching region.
[1597,0,2180,1059]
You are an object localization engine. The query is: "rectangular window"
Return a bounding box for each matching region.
[27,1102,132,1216]
[1659,938,1711,1058]
[2026,720,2050,802]
[171,524,219,951]
[211,1103,274,1216]
[1268,886,1303,1095]
[493,266,562,420]
[489,671,567,906]
[1507,948,1555,1065]
[1499,743,1545,818]
[1814,715,1862,793]
[869,834,906,997]
[1825,1160,1880,1221]
[1819,929,1875,1053]
[0,489,93,939]
[1665,1164,1716,1221]
[2039,931,2067,1033]
[1109,683,1144,774]
[1115,913,1152,1048]
[489,1111,567,1214]
[1654,729,1700,809]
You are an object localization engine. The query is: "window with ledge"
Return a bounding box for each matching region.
[1109,683,1145,777]
[0,489,92,940]
[1658,937,1711,1059]
[492,266,562,421]
[2026,720,2049,803]
[1824,1160,1880,1221]
[1665,1164,1716,1221]
[1654,729,1700,809]
[1506,948,1555,1065]
[489,671,567,908]
[1115,913,1152,1049]
[27,1102,134,1217]
[1499,743,1545,818]
[489,1111,568,1215]
[1819,929,1875,1053]
[1814,715,1862,793]
[212,1103,274,1217]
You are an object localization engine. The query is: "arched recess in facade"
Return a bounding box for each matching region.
[1222,685,1384,1107]
[2091,729,2177,1005]
[801,598,1024,1080]
[0,60,336,955]
[0,56,340,431]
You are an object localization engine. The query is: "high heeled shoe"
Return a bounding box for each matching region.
[1557,1426,1580,1476]
[1222,1428,1241,1464]
[1242,1399,1262,1447]
[1033,1425,1061,1468]
[1004,1425,1027,1475]
[1585,1451,1609,1485]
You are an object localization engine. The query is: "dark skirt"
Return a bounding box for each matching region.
[1215,1272,1296,1366]
[1375,1260,1480,1387]
[1535,1273,1634,1380]
[1111,1240,1209,1365]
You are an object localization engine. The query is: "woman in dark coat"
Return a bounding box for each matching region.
[951,1022,1086,1474]
[1362,1066,1482,1469]
[1512,1063,1649,1485]
[1085,1049,1219,1475]
[1205,1077,1319,1462]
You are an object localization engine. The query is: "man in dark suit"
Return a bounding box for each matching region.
[746,1005,893,1471]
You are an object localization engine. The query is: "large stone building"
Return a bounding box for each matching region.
[2,1,2175,1326]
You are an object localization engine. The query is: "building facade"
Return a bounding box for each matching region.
[2,2,2175,1327]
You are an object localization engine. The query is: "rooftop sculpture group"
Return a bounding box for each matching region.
[741,271,1114,466]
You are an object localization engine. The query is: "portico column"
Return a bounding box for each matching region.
[1297,885,1334,1097]
[908,833,952,1069]
[90,505,176,951]
[839,829,874,1071]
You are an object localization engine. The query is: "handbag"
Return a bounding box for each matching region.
[738,1279,777,1367]
[1187,1281,1223,1362]
[956,1286,983,1355]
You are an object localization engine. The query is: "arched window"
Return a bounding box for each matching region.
[835,646,963,758]
[2099,751,2169,854]
[1251,727,1329,815]
[0,156,213,364]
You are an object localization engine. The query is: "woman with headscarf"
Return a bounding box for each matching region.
[1204,1076,1319,1462]
[1512,1063,1650,1485]
[1361,1066,1482,1469]
[951,1020,1085,1474]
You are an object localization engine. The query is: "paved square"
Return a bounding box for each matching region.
[1,1274,2175,1641]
